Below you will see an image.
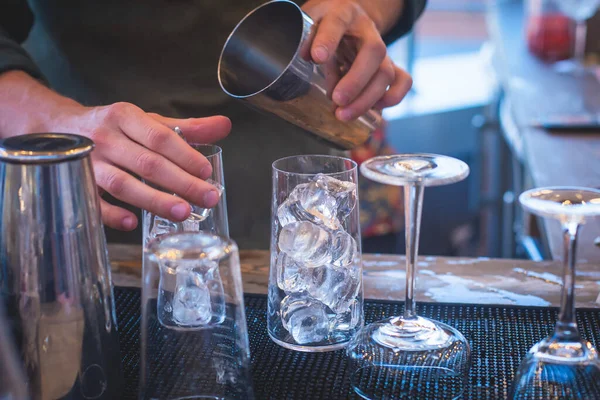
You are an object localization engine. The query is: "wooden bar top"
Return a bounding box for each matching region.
[108,244,600,309]
[488,0,600,262]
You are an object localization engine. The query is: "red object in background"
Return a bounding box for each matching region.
[526,13,574,62]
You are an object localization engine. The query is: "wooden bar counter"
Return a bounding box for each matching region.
[109,244,600,309]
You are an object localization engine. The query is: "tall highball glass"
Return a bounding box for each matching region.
[268,155,363,352]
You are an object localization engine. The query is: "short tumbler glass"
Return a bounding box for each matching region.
[268,155,363,352]
[141,232,254,399]
[143,143,229,246]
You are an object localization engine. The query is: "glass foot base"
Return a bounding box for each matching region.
[509,336,600,399]
[346,318,471,400]
[351,365,465,400]
[531,336,599,364]
[267,332,349,353]
[171,397,222,400]
[373,316,452,351]
[510,353,600,399]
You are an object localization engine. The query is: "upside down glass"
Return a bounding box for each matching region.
[509,186,600,399]
[141,232,254,399]
[268,155,363,352]
[142,143,229,246]
[552,0,600,74]
[347,154,471,399]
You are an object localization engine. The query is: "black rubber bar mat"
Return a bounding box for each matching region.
[115,286,600,399]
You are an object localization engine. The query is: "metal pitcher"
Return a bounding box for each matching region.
[218,0,383,150]
[0,133,122,400]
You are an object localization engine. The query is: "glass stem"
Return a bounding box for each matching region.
[573,21,587,66]
[554,222,581,342]
[403,184,424,320]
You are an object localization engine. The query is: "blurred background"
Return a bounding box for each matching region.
[360,0,600,262]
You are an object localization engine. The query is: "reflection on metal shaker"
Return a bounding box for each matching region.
[0,133,123,400]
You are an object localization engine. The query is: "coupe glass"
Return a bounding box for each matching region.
[143,143,229,246]
[346,154,471,400]
[552,0,600,74]
[141,232,254,399]
[509,187,600,399]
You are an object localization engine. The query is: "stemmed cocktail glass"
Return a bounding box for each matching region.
[346,154,471,399]
[552,0,600,75]
[509,186,600,399]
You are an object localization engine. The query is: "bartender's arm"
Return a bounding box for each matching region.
[302,0,425,121]
[0,70,230,231]
[0,0,424,232]
[0,3,231,231]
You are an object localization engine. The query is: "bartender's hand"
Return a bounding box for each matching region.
[302,0,412,121]
[0,71,231,231]
[77,104,231,231]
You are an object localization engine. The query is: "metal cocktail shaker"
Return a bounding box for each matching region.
[0,133,122,400]
[218,0,382,150]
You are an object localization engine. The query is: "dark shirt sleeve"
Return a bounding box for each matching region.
[383,0,427,45]
[0,0,46,81]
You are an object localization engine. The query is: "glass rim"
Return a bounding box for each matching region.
[218,0,304,99]
[520,186,600,196]
[359,153,470,187]
[145,231,237,260]
[519,186,600,217]
[189,143,222,158]
[272,154,357,176]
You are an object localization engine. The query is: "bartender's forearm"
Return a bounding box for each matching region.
[0,70,83,138]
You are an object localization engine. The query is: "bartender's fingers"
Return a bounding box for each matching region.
[326,22,386,107]
[100,136,220,209]
[99,197,138,231]
[306,1,359,64]
[148,114,231,144]
[98,102,212,180]
[336,61,392,121]
[374,65,412,109]
[303,1,387,107]
[94,162,195,222]
[337,60,411,120]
